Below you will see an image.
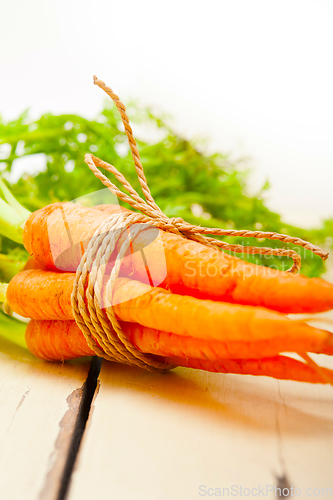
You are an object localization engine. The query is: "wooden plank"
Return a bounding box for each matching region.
[67,313,333,500]
[0,337,92,500]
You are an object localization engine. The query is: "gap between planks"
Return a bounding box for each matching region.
[40,356,102,500]
[0,337,101,500]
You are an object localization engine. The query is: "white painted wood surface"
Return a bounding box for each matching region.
[1,271,332,500]
[0,338,91,500]
[67,314,333,500]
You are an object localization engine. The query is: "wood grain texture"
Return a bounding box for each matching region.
[0,338,91,500]
[67,313,333,500]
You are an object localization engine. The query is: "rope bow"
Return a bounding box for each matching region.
[84,76,329,274]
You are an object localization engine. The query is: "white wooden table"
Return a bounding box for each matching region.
[0,305,332,500]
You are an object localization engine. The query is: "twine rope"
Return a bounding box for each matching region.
[71,76,329,371]
[71,211,173,372]
[85,76,328,274]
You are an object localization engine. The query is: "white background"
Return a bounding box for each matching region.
[0,0,332,227]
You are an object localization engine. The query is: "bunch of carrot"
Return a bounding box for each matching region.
[1,200,333,385]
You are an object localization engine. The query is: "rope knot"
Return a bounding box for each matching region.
[169,216,186,227]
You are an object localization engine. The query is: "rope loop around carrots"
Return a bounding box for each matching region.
[83,76,329,275]
[71,210,174,372]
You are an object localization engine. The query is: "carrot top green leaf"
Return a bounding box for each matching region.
[0,308,27,349]
[0,104,332,276]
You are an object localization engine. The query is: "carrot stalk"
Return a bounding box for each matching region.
[6,270,333,359]
[0,178,30,244]
[0,253,26,282]
[0,178,30,219]
[0,309,28,349]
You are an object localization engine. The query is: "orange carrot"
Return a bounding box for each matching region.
[165,355,333,384]
[26,319,95,361]
[119,310,333,360]
[23,203,110,272]
[22,202,333,314]
[7,269,74,320]
[7,269,333,359]
[23,255,43,271]
[25,318,333,384]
